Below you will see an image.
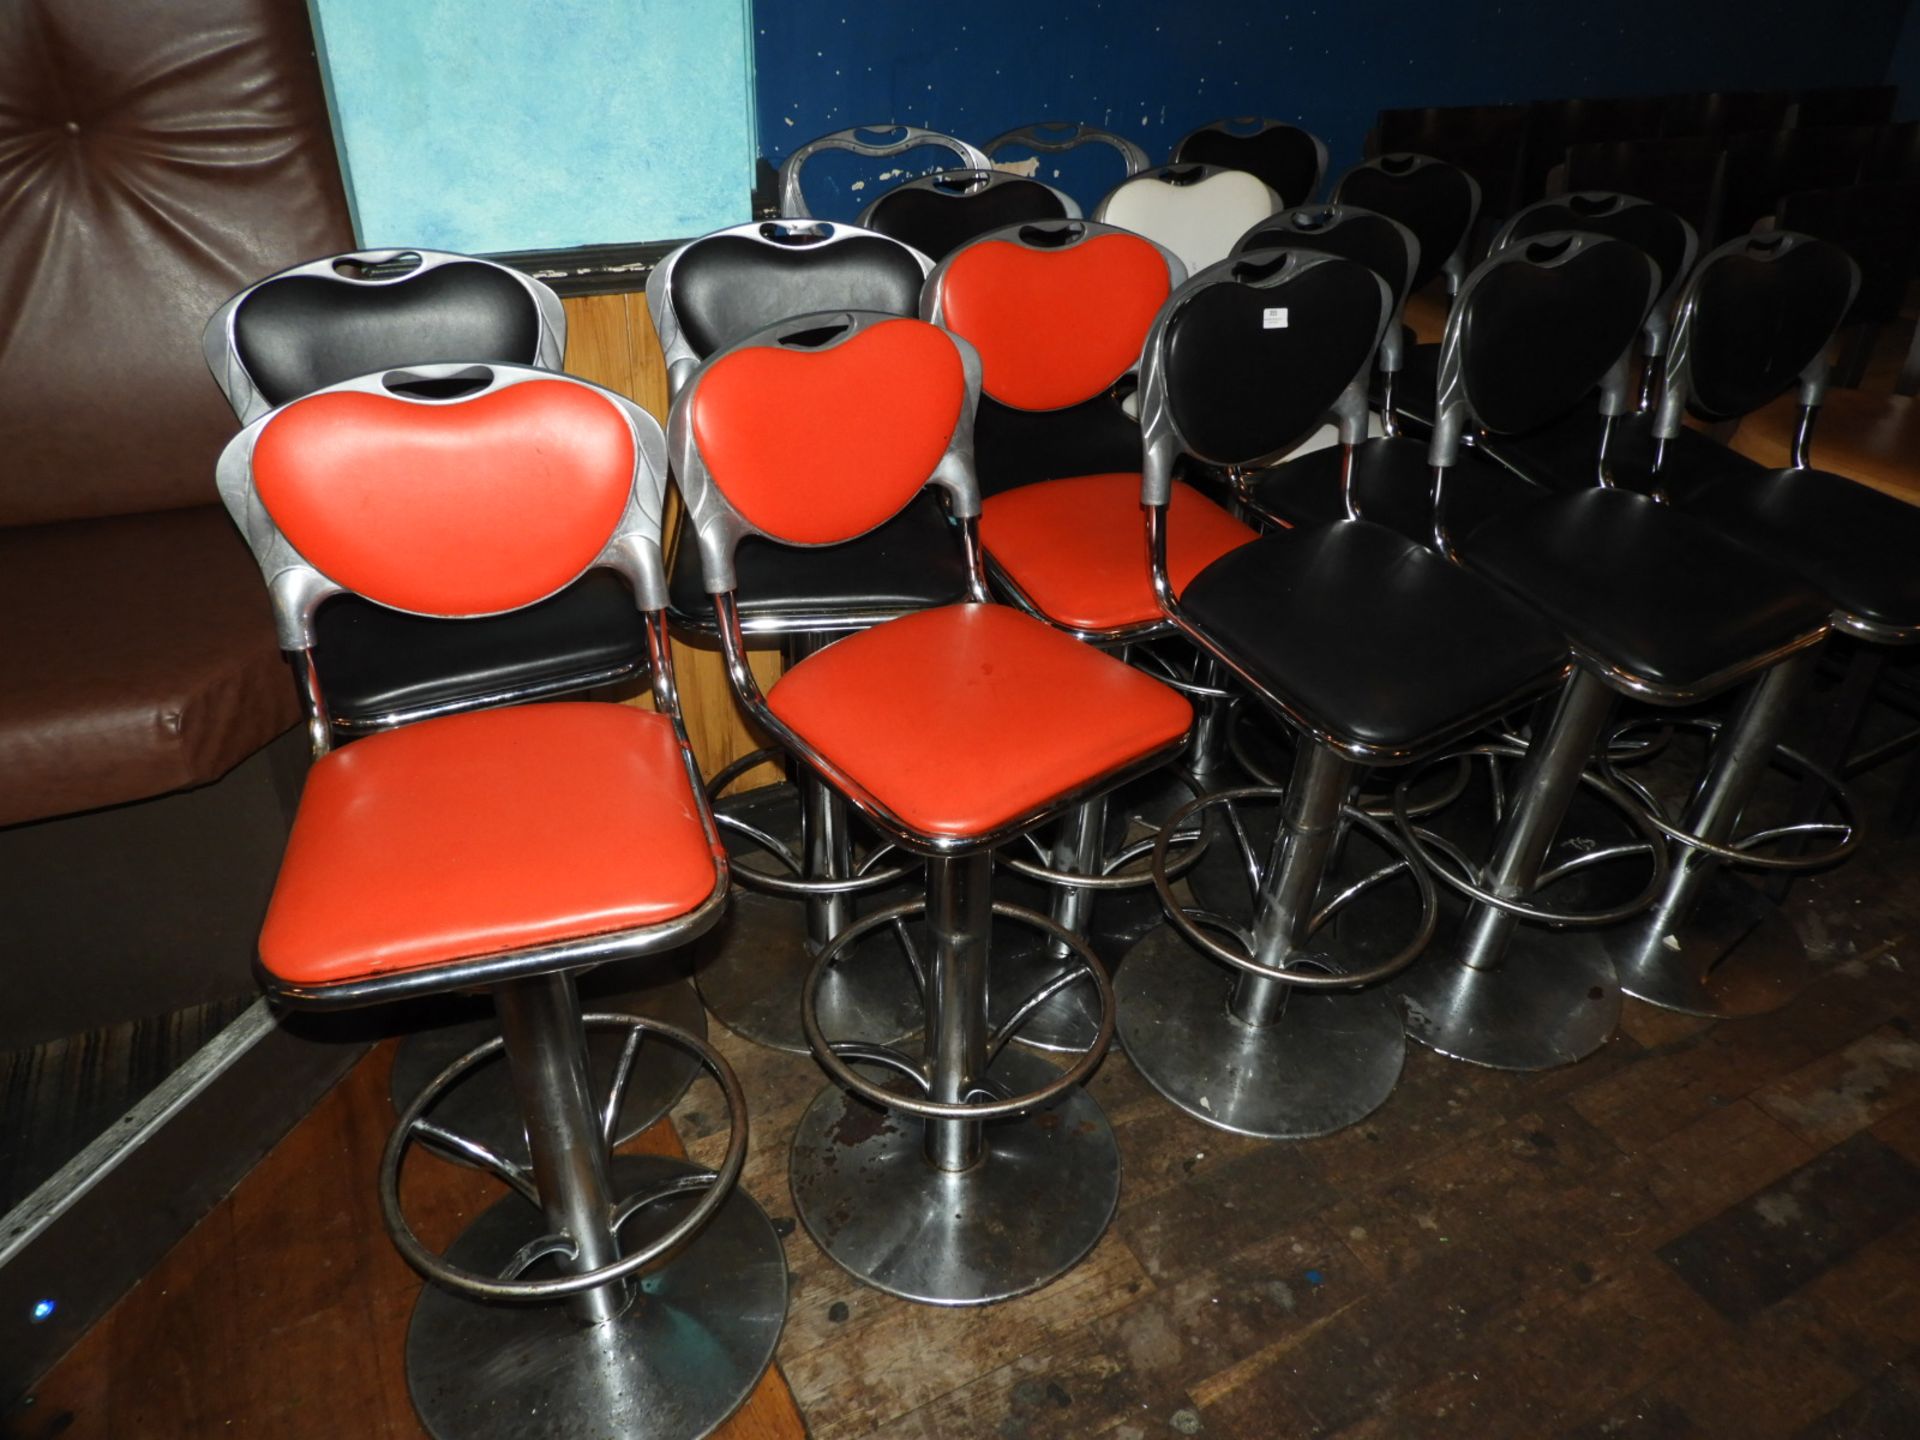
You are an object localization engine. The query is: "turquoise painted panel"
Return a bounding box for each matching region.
[310,0,755,253]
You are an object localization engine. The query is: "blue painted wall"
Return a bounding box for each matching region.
[757,0,1910,214]
[309,0,757,253]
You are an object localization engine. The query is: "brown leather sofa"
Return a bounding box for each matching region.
[0,0,355,1049]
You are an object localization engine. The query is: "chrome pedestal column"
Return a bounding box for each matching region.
[1394,670,1625,1071]
[394,975,786,1440]
[1117,744,1415,1139]
[1603,651,1826,1017]
[790,852,1121,1306]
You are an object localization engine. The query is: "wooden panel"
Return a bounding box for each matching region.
[559,290,783,791]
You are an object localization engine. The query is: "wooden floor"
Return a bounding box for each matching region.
[16,730,1920,1439]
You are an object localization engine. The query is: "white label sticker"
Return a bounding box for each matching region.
[1263,307,1289,329]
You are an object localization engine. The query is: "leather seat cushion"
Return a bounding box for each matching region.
[767,603,1191,838]
[980,473,1256,632]
[259,703,719,988]
[1461,487,1832,694]
[1248,436,1540,546]
[1179,522,1568,753]
[667,492,971,630]
[1677,460,1920,632]
[0,506,299,828]
[1732,389,1920,507]
[314,568,648,723]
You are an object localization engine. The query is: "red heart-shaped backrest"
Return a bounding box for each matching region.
[937,232,1171,411]
[252,378,634,616]
[688,318,965,545]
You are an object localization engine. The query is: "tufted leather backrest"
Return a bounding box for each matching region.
[0,0,354,528]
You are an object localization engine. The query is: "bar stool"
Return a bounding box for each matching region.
[205,249,706,1166]
[670,310,1192,1303]
[1586,232,1908,1013]
[778,124,991,221]
[1094,163,1282,275]
[648,220,953,1054]
[1173,117,1330,207]
[925,219,1233,1050]
[215,362,786,1438]
[1382,234,1835,1063]
[1118,246,1573,1135]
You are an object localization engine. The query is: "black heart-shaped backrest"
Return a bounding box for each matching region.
[1455,236,1654,434]
[1239,207,1417,306]
[233,261,540,407]
[671,233,926,357]
[1686,238,1859,418]
[865,178,1070,261]
[1175,124,1323,206]
[1162,252,1386,464]
[1505,197,1691,298]
[1335,157,1475,292]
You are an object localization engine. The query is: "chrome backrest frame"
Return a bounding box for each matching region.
[202,249,566,426]
[984,120,1153,177]
[646,219,937,401]
[1652,229,1863,449]
[860,166,1084,226]
[778,124,992,219]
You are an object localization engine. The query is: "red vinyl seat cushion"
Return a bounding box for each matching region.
[980,473,1256,632]
[259,703,720,988]
[766,603,1191,838]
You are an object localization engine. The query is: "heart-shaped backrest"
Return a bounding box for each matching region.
[671,231,927,357]
[233,261,542,408]
[1099,169,1278,276]
[866,176,1071,262]
[1161,253,1387,464]
[1174,123,1324,206]
[1335,157,1476,292]
[688,318,965,545]
[1454,236,1655,435]
[937,230,1172,410]
[1238,207,1418,307]
[1684,238,1857,419]
[1503,196,1693,300]
[252,377,633,616]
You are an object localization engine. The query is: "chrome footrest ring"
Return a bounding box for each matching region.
[800,898,1116,1123]
[1390,740,1672,927]
[1149,787,1439,989]
[379,1013,749,1304]
[1597,717,1861,873]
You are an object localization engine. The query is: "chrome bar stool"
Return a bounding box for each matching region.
[671,310,1192,1304]
[1117,246,1572,1137]
[925,218,1238,1050]
[1381,233,1835,1062]
[204,249,707,1160]
[215,363,785,1438]
[648,219,952,1053]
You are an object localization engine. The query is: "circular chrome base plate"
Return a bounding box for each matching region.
[389,964,707,1159]
[788,1049,1120,1306]
[697,782,922,1053]
[1393,923,1621,1071]
[406,1153,787,1440]
[1115,925,1406,1139]
[1603,869,1812,1019]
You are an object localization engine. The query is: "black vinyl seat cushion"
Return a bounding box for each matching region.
[1672,455,1920,633]
[314,569,646,724]
[1248,436,1540,546]
[1459,487,1832,696]
[1179,521,1569,754]
[667,492,971,633]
